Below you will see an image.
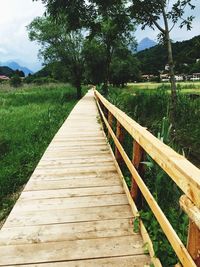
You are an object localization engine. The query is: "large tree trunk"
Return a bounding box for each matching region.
[102,45,112,95]
[75,79,82,99]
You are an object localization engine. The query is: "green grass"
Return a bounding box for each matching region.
[0,84,86,222]
[127,81,200,94]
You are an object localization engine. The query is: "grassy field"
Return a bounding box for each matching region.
[127,81,200,94]
[0,84,84,223]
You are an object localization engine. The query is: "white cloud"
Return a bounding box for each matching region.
[0,0,45,71]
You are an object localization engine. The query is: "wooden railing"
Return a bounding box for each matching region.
[94,89,200,267]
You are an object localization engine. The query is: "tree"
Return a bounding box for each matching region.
[110,46,141,86]
[10,74,22,87]
[15,69,25,77]
[34,0,136,94]
[27,16,85,99]
[129,0,195,116]
[83,39,107,85]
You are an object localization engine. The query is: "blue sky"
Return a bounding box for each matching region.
[0,0,199,72]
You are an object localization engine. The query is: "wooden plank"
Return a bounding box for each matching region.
[13,194,129,212]
[30,171,118,181]
[96,98,195,267]
[24,177,121,191]
[34,164,116,172]
[187,220,200,265]
[95,90,200,208]
[180,195,200,229]
[20,186,124,200]
[108,111,114,139]
[131,141,144,202]
[6,255,151,267]
[115,121,124,166]
[37,157,113,167]
[4,205,133,227]
[0,218,134,246]
[0,236,145,266]
[37,160,114,169]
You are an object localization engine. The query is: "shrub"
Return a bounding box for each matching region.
[10,74,22,87]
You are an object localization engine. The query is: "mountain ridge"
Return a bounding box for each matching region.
[0,61,33,76]
[137,37,157,52]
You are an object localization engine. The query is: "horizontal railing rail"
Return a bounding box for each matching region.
[94,89,200,267]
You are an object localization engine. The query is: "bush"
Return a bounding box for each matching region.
[10,75,22,87]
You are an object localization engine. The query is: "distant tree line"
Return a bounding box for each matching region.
[0,66,25,78]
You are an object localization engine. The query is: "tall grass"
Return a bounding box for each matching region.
[0,84,83,222]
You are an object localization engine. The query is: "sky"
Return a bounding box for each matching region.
[0,0,199,72]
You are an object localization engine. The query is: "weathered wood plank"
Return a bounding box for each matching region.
[13,194,129,212]
[24,177,121,191]
[4,205,133,227]
[0,219,134,246]
[0,236,145,266]
[6,255,151,267]
[20,186,124,200]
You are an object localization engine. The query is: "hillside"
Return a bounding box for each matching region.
[0,61,33,76]
[137,35,200,74]
[0,66,15,77]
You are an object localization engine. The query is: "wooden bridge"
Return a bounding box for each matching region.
[0,89,200,266]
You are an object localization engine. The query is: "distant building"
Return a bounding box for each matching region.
[175,75,184,81]
[191,73,200,81]
[160,74,170,82]
[0,75,10,81]
[141,74,155,82]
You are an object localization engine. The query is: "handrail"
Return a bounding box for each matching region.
[94,89,200,267]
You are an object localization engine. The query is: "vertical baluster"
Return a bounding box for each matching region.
[187,220,200,266]
[115,121,124,166]
[131,141,144,204]
[107,111,113,139]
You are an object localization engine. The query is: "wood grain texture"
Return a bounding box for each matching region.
[0,90,151,266]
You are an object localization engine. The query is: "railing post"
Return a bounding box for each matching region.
[131,141,144,204]
[115,121,124,166]
[187,220,200,266]
[107,111,113,139]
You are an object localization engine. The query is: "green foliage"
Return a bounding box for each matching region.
[27,16,85,99]
[110,46,141,86]
[133,216,140,233]
[10,74,22,87]
[0,84,83,221]
[137,35,200,74]
[0,66,15,77]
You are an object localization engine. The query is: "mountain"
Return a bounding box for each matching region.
[136,35,200,74]
[137,38,157,52]
[0,66,15,77]
[0,61,33,76]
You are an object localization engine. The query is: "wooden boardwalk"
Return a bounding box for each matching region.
[0,91,151,266]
